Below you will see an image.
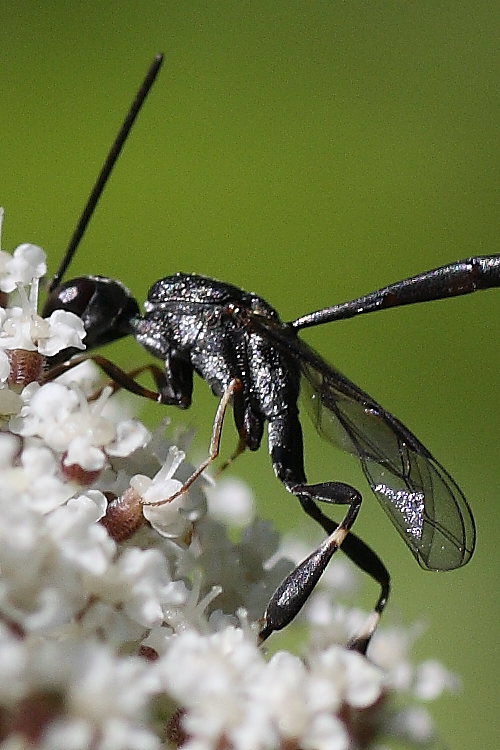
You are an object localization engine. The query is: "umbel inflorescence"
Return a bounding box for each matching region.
[0,212,459,749]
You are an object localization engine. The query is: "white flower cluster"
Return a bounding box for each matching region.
[0,215,460,749]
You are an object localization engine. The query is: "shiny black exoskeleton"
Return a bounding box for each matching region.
[39,55,500,652]
[45,275,139,357]
[44,256,500,650]
[134,274,299,434]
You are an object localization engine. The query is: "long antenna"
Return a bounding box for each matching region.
[48,53,164,292]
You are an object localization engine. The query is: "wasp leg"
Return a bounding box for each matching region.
[43,354,163,402]
[296,495,390,653]
[262,412,390,653]
[259,481,361,643]
[141,378,244,507]
[89,363,166,401]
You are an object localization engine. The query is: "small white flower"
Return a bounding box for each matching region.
[12,381,150,473]
[46,492,113,577]
[11,381,77,437]
[309,646,384,710]
[55,358,106,396]
[133,446,205,540]
[132,445,185,503]
[39,308,87,356]
[106,418,151,457]
[0,241,47,293]
[413,659,460,700]
[370,624,421,691]
[9,443,74,512]
[64,436,109,471]
[93,547,186,629]
[253,650,310,739]
[301,713,350,750]
[205,477,255,525]
[159,626,262,705]
[389,705,435,744]
[0,281,85,357]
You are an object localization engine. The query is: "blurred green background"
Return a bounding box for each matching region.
[1,2,498,748]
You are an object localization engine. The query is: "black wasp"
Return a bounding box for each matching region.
[42,55,499,652]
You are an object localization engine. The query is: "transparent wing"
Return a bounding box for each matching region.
[252,316,475,570]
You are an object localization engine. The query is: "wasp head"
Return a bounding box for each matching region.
[43,275,140,363]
